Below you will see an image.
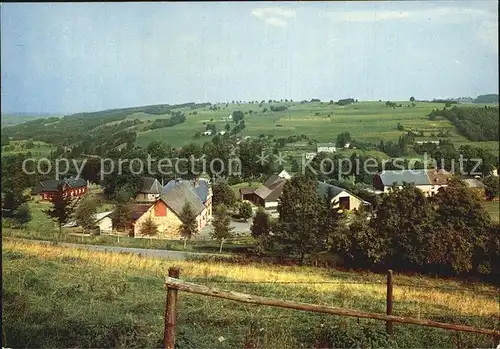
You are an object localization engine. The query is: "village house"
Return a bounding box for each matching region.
[241,170,367,212]
[415,140,440,145]
[135,176,162,203]
[316,182,369,211]
[31,177,88,202]
[131,178,212,238]
[305,152,317,160]
[63,210,113,234]
[317,143,336,153]
[373,169,452,197]
[240,170,291,209]
[162,177,213,218]
[462,178,486,198]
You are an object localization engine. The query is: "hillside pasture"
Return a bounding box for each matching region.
[1,140,55,158]
[134,101,498,150]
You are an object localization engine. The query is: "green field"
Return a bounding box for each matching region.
[2,187,115,233]
[128,101,499,152]
[1,140,55,158]
[3,239,498,348]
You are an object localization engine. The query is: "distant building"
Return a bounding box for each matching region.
[277,170,292,179]
[135,177,162,203]
[31,177,88,202]
[305,152,317,160]
[241,170,292,209]
[317,143,336,153]
[415,140,440,145]
[316,182,369,211]
[203,130,213,136]
[219,131,227,135]
[373,169,452,197]
[463,178,486,198]
[63,210,113,234]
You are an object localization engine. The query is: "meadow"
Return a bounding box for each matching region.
[1,140,55,158]
[131,101,499,152]
[3,239,498,348]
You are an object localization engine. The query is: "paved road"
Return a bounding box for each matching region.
[9,238,229,261]
[199,219,252,237]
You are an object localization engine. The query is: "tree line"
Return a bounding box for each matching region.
[428,106,499,141]
[249,176,500,282]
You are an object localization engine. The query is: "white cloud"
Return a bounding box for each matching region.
[252,7,296,27]
[321,7,495,24]
[264,17,288,27]
[323,10,408,22]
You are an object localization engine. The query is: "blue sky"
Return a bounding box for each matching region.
[1,1,498,114]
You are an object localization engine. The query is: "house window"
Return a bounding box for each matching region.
[339,197,350,210]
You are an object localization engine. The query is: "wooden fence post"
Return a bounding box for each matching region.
[386,269,393,335]
[163,267,180,349]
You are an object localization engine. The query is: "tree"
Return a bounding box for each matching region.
[13,203,32,228]
[232,110,244,124]
[474,223,500,279]
[212,182,236,208]
[146,140,172,159]
[410,96,415,102]
[370,183,435,270]
[179,202,198,248]
[291,158,300,173]
[428,179,492,274]
[74,194,99,234]
[250,206,271,240]
[483,176,500,200]
[211,205,234,253]
[239,201,253,221]
[111,199,132,234]
[275,175,326,263]
[336,132,351,148]
[140,217,158,240]
[225,123,231,132]
[2,186,28,217]
[320,186,347,251]
[42,184,75,238]
[329,209,385,268]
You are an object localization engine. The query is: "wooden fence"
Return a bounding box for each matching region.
[162,267,500,349]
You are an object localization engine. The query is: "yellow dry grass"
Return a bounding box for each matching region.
[4,239,498,321]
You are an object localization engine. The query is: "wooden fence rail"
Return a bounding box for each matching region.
[163,267,500,348]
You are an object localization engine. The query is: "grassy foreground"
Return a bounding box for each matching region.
[2,239,499,348]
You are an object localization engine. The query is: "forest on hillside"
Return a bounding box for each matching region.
[428,106,499,141]
[473,94,499,104]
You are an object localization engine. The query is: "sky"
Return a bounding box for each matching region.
[1,1,498,114]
